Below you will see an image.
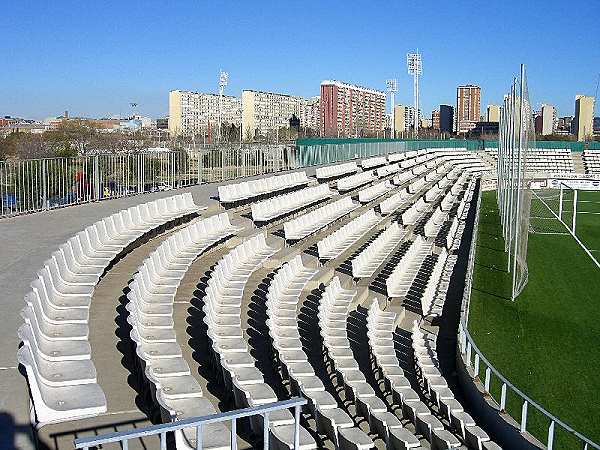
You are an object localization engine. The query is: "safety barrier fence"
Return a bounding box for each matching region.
[459,181,600,450]
[73,397,307,450]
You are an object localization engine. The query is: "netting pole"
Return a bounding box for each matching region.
[511,64,526,301]
[572,188,578,234]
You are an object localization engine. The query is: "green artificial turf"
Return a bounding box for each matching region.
[468,190,600,448]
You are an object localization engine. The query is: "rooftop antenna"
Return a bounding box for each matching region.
[386,79,398,138]
[407,50,422,137]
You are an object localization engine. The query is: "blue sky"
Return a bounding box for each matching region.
[2,0,598,120]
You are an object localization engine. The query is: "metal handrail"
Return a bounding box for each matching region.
[458,180,600,450]
[73,397,307,450]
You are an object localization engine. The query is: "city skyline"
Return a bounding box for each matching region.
[2,0,599,121]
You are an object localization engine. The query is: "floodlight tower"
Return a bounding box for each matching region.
[386,79,398,138]
[218,70,229,143]
[407,51,422,137]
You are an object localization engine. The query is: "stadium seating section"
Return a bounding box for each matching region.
[18,149,506,449]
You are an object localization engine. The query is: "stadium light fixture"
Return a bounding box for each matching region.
[407,51,422,137]
[386,79,398,138]
[218,70,229,143]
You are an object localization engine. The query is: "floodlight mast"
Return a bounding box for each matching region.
[407,51,422,137]
[386,79,398,138]
[218,70,229,143]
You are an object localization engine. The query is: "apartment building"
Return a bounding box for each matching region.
[168,90,241,136]
[574,95,594,141]
[394,105,406,135]
[541,104,556,136]
[439,105,454,134]
[455,84,481,134]
[486,104,500,122]
[431,110,440,130]
[320,80,386,137]
[242,90,306,140]
[299,96,321,134]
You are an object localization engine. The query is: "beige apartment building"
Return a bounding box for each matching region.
[456,84,481,134]
[574,95,594,141]
[486,104,500,122]
[541,103,556,136]
[168,90,241,136]
[242,90,308,140]
[394,105,406,135]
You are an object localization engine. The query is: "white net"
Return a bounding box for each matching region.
[497,65,534,300]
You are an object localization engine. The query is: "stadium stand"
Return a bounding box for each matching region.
[12,148,502,450]
[582,149,600,174]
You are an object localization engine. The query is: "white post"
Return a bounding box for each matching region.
[572,188,578,234]
[559,183,564,221]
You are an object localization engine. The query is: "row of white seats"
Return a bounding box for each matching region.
[266,259,374,449]
[367,301,460,449]
[380,189,412,216]
[317,278,378,448]
[251,183,332,222]
[127,212,242,450]
[376,163,401,178]
[17,193,200,426]
[412,321,501,449]
[218,171,310,204]
[421,249,456,318]
[316,161,359,180]
[316,209,380,260]
[351,223,407,278]
[401,196,429,226]
[386,236,433,298]
[424,207,450,238]
[284,197,359,241]
[361,156,388,169]
[358,180,394,203]
[201,234,317,449]
[336,171,376,192]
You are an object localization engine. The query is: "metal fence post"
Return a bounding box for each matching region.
[93,155,100,201]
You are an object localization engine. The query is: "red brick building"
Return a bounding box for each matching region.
[320,80,386,137]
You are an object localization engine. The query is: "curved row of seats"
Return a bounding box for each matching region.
[218,171,310,205]
[376,163,400,178]
[351,223,407,279]
[17,193,201,426]
[358,181,394,203]
[200,234,318,449]
[266,259,376,449]
[284,197,360,241]
[411,321,501,449]
[316,209,380,260]
[386,236,434,298]
[361,156,388,169]
[316,162,359,181]
[251,183,332,222]
[337,171,377,192]
[125,212,244,450]
[367,301,463,449]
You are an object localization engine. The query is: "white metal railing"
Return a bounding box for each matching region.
[458,180,600,450]
[73,397,307,450]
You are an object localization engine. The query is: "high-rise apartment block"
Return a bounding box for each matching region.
[439,105,454,134]
[486,104,500,122]
[404,106,422,131]
[394,105,406,135]
[574,95,595,141]
[541,104,556,136]
[455,85,481,134]
[300,96,321,133]
[320,80,386,137]
[168,90,241,136]
[431,110,440,130]
[242,90,307,140]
